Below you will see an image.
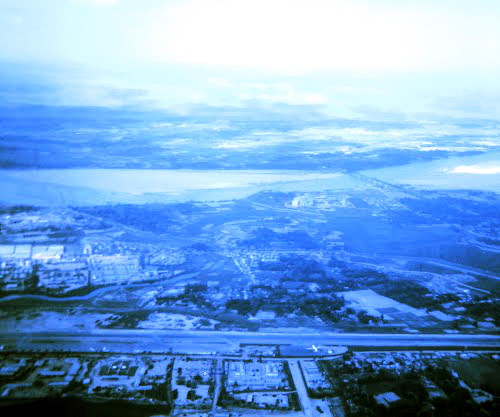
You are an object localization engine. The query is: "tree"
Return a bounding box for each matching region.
[357,310,376,324]
[32,378,45,388]
[187,389,199,401]
[199,319,211,327]
[186,380,198,388]
[225,299,254,315]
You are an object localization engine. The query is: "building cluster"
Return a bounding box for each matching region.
[87,357,149,397]
[0,354,172,403]
[1,357,80,398]
[38,262,89,292]
[0,244,64,261]
[225,360,289,391]
[221,360,297,410]
[0,242,149,294]
[328,351,498,414]
[0,232,199,294]
[0,259,32,292]
[171,358,215,410]
[88,254,142,286]
[300,360,331,392]
[0,351,497,415]
[0,244,72,292]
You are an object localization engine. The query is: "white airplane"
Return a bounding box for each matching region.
[307,344,319,352]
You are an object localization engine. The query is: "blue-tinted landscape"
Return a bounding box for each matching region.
[0,1,499,416]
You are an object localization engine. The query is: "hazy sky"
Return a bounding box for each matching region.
[1,0,499,118]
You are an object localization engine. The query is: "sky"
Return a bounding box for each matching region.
[0,0,499,119]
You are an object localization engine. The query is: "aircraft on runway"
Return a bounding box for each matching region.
[307,344,319,352]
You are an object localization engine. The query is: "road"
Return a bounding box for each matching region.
[392,255,500,281]
[0,271,200,304]
[212,358,223,412]
[289,359,312,417]
[1,329,499,354]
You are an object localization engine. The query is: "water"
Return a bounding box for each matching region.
[362,151,500,192]
[0,152,499,207]
[0,169,357,206]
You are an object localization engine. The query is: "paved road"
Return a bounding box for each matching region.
[392,255,500,281]
[212,358,223,412]
[289,359,312,417]
[0,273,201,304]
[1,329,498,354]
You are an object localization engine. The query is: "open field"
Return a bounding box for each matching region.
[340,289,428,318]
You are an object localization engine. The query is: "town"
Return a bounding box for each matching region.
[0,347,498,416]
[0,188,498,415]
[0,186,498,336]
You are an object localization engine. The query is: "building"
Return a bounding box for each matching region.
[38,262,89,291]
[0,244,64,261]
[374,391,401,407]
[88,255,142,285]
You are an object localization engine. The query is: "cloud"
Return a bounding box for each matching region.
[2,0,500,76]
[71,0,120,5]
[141,0,500,74]
[450,164,500,175]
[105,87,150,101]
[1,0,499,118]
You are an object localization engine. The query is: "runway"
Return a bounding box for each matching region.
[1,329,499,355]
